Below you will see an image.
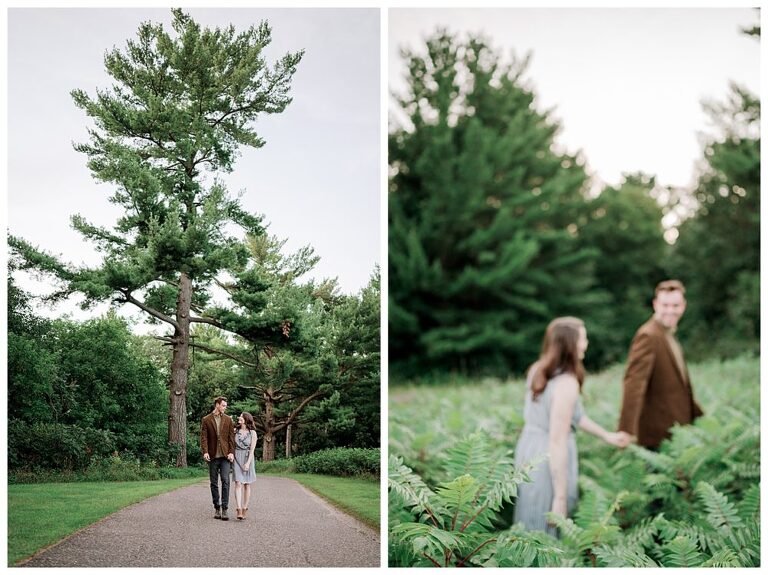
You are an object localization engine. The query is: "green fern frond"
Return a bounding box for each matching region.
[481,456,538,512]
[737,483,760,520]
[643,472,679,489]
[434,474,479,528]
[545,512,583,547]
[442,430,509,484]
[627,444,675,473]
[701,547,743,567]
[623,514,662,549]
[389,521,473,566]
[695,482,744,532]
[388,455,441,524]
[592,543,658,567]
[573,489,607,527]
[726,461,760,479]
[662,535,705,567]
[488,529,565,568]
[723,519,761,567]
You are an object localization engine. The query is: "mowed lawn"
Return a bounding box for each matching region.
[7,477,206,566]
[261,472,380,529]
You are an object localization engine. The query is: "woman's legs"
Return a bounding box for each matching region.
[243,483,251,515]
[234,480,243,512]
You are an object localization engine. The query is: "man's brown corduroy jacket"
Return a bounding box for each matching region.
[201,411,235,459]
[618,318,704,449]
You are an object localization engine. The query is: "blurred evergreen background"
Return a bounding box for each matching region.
[388,25,759,380]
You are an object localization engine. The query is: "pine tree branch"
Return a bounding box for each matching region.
[189,315,223,328]
[181,339,257,368]
[271,388,326,433]
[120,290,179,329]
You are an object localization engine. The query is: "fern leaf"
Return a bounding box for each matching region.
[695,482,744,532]
[389,521,461,565]
[701,547,743,567]
[489,529,565,568]
[662,535,705,567]
[628,444,675,473]
[592,543,658,567]
[545,512,584,547]
[737,483,760,521]
[434,474,479,528]
[388,455,441,523]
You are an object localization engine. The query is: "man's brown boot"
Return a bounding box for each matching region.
[221,508,229,521]
[214,507,221,519]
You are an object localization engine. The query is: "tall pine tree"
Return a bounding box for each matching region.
[9,9,303,465]
[389,31,604,377]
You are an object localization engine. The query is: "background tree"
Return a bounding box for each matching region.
[389,31,606,378]
[8,9,303,465]
[185,236,380,461]
[576,172,669,367]
[670,82,759,358]
[8,273,168,470]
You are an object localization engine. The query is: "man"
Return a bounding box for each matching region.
[618,280,704,450]
[201,396,235,520]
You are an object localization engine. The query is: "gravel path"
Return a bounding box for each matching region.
[21,475,380,567]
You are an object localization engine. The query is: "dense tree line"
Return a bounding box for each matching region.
[8,258,380,472]
[389,29,758,379]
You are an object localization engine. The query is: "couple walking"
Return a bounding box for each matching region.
[513,280,703,536]
[201,396,258,521]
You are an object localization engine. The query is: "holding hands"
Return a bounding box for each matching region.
[604,430,633,449]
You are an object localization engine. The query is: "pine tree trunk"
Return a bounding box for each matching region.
[285,424,292,458]
[168,272,192,467]
[263,431,275,462]
[262,391,275,462]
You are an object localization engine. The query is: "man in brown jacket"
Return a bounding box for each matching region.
[201,396,236,520]
[618,280,704,450]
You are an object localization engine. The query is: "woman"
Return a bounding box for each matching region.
[513,317,631,536]
[233,412,258,520]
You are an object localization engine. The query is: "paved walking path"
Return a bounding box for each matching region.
[21,475,380,567]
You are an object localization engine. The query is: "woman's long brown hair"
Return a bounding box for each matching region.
[240,412,256,432]
[529,317,585,401]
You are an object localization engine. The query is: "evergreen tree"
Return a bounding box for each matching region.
[8,9,303,465]
[670,83,759,357]
[389,31,604,377]
[577,172,668,367]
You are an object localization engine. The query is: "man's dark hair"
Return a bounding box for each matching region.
[214,396,228,405]
[655,279,685,297]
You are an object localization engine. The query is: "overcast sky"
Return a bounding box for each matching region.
[8,7,380,325]
[389,7,760,196]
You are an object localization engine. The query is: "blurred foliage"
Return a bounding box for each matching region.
[389,29,759,380]
[389,356,759,566]
[390,31,607,378]
[670,82,759,360]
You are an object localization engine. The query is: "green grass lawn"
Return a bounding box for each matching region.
[7,476,206,566]
[261,472,380,529]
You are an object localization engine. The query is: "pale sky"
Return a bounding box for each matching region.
[7,7,380,325]
[389,7,760,195]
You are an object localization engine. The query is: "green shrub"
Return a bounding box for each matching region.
[292,448,380,477]
[9,420,117,471]
[258,458,296,474]
[8,455,207,484]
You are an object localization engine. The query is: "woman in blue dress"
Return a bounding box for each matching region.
[233,412,258,520]
[513,317,632,536]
